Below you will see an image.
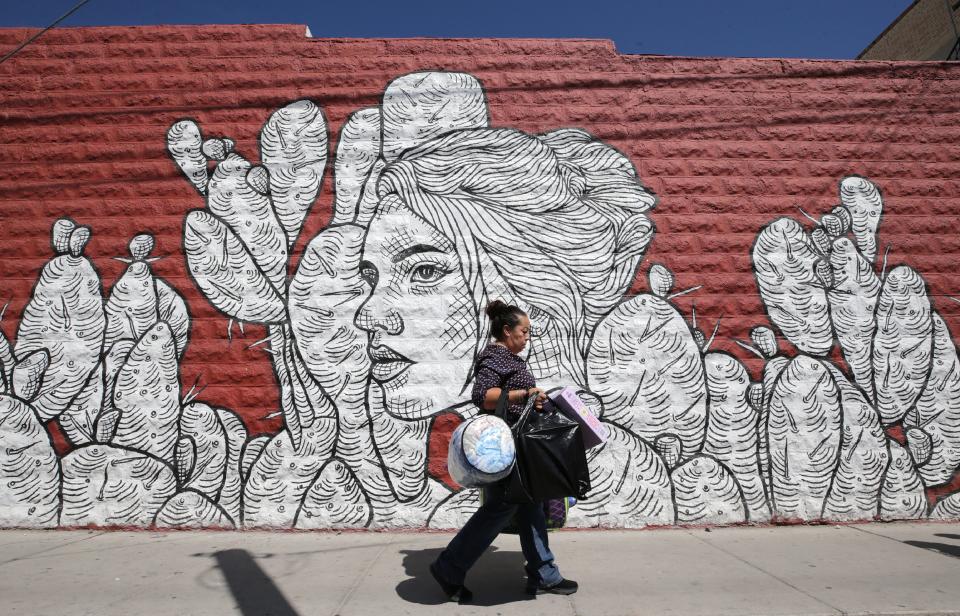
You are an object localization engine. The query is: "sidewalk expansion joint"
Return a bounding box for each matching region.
[329,535,396,616]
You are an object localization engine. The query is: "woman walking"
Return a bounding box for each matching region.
[429,300,579,603]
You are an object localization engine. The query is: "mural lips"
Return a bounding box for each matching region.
[368,344,414,383]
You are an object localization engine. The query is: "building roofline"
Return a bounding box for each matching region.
[857,0,921,59]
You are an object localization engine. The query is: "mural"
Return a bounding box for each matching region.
[2,70,960,529]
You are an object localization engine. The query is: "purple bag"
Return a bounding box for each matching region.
[543,496,577,530]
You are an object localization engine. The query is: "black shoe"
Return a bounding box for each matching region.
[457,586,474,605]
[526,577,579,596]
[429,561,473,603]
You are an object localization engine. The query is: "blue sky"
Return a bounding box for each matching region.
[5,0,913,59]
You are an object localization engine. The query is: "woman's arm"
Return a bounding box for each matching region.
[481,387,529,410]
[471,360,548,411]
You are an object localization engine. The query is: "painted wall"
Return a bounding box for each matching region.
[2,25,960,529]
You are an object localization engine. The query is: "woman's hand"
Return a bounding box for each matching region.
[527,387,547,411]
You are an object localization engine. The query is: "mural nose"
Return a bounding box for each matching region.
[354,296,404,335]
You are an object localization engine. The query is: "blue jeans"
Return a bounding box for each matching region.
[433,481,562,587]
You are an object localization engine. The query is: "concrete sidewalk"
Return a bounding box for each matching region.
[2,523,960,616]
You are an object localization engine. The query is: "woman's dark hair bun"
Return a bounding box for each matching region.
[485,299,509,318]
[486,300,526,341]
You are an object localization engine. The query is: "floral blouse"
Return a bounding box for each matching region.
[470,343,539,424]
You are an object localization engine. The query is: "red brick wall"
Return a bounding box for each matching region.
[1,24,959,528]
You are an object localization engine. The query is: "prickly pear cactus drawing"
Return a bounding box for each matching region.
[241,428,331,528]
[7,64,960,534]
[260,100,328,248]
[931,491,960,519]
[379,72,488,164]
[753,217,833,356]
[750,174,960,525]
[566,424,675,528]
[906,313,960,486]
[0,211,261,529]
[287,224,371,431]
[177,401,247,523]
[839,176,883,265]
[879,440,927,520]
[104,237,159,349]
[587,274,707,461]
[671,454,747,525]
[111,323,181,464]
[872,265,933,426]
[154,488,235,529]
[821,364,888,521]
[332,108,381,226]
[60,443,177,527]
[0,389,60,527]
[766,356,842,520]
[167,119,208,195]
[702,352,769,522]
[827,237,880,400]
[15,219,104,422]
[294,458,372,529]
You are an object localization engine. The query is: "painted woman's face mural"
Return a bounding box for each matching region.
[4,64,960,535]
[356,195,479,420]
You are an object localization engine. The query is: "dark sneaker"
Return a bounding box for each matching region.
[429,561,473,603]
[526,577,579,596]
[457,586,474,605]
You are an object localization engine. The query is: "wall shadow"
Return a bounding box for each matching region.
[213,549,301,616]
[396,546,534,606]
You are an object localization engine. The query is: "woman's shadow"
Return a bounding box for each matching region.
[396,547,536,606]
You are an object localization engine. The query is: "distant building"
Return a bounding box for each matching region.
[859,0,960,60]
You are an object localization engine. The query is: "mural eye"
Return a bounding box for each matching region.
[359,261,378,286]
[411,263,446,284]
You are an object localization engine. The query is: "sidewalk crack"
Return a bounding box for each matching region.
[329,536,396,616]
[0,531,108,567]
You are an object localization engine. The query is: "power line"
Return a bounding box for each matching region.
[0,0,93,66]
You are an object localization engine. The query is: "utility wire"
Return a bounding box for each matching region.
[0,0,93,66]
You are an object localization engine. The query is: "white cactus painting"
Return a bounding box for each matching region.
[1,70,959,530]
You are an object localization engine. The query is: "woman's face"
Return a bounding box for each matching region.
[500,315,531,355]
[355,196,479,420]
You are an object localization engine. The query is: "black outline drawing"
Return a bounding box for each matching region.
[750,176,960,522]
[3,71,960,530]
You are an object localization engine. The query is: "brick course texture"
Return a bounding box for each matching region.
[1,24,960,530]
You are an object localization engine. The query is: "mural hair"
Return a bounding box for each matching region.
[377,127,656,385]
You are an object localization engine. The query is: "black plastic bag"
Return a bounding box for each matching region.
[500,395,591,504]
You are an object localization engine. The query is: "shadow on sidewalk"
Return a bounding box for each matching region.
[903,534,960,560]
[214,549,300,616]
[396,546,535,606]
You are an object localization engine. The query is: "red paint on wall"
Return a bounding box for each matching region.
[428,413,463,490]
[1,25,960,502]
